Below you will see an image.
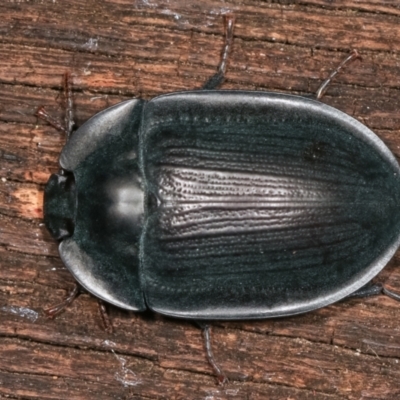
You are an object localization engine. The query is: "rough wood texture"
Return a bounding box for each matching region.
[2,1,400,399]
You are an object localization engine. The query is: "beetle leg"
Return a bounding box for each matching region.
[382,286,400,302]
[63,72,75,141]
[345,282,383,299]
[315,50,361,99]
[98,300,113,334]
[202,14,235,90]
[36,106,69,135]
[43,283,80,318]
[201,324,228,385]
[36,72,75,141]
[44,284,114,332]
[346,283,400,303]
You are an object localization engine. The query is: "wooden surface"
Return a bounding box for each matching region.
[2,1,400,399]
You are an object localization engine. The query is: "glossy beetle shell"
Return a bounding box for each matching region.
[44,90,400,319]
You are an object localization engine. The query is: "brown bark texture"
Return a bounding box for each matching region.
[1,1,400,399]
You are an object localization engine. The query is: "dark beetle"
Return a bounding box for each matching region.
[40,17,400,381]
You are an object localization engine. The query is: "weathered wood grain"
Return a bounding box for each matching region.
[2,1,400,399]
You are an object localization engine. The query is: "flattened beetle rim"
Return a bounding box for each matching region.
[60,98,145,171]
[58,238,143,311]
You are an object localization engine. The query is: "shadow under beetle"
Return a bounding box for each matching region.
[39,16,400,383]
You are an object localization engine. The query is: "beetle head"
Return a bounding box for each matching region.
[44,172,76,240]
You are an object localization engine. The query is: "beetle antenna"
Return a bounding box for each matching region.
[202,324,228,385]
[202,14,235,90]
[316,49,361,99]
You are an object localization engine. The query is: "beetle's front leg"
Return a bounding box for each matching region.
[36,72,75,141]
[43,283,80,318]
[43,283,113,332]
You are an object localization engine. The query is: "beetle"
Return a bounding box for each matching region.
[38,16,400,383]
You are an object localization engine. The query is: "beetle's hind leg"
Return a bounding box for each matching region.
[345,282,383,300]
[202,15,235,90]
[346,282,400,303]
[36,72,75,142]
[382,287,400,302]
[315,50,361,99]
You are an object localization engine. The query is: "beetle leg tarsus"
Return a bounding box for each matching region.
[316,49,361,100]
[36,72,75,141]
[43,283,80,318]
[98,300,113,334]
[200,324,228,385]
[202,14,235,90]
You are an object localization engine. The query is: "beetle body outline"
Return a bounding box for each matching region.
[44,88,400,320]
